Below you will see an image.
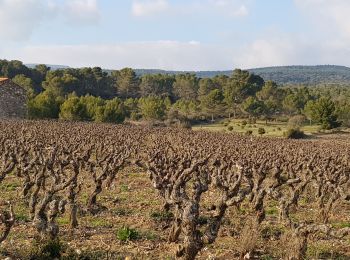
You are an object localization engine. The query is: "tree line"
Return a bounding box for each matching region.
[1,59,349,129]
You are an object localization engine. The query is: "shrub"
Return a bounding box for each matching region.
[284,128,306,139]
[245,130,253,136]
[150,211,174,222]
[228,126,234,131]
[94,98,126,124]
[241,120,248,126]
[258,128,266,136]
[138,96,166,120]
[130,111,141,121]
[28,239,63,259]
[116,226,139,242]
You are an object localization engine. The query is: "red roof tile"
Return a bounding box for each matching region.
[0,78,9,86]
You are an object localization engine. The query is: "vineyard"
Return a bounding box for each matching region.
[0,120,350,259]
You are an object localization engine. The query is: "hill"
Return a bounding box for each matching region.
[249,65,350,85]
[25,64,70,70]
[135,65,350,85]
[25,63,350,85]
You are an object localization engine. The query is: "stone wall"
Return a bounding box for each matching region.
[0,80,27,118]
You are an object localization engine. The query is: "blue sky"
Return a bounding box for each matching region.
[0,0,349,70]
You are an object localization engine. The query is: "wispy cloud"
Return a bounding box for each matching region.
[208,0,249,17]
[4,41,236,70]
[131,0,250,18]
[132,0,169,17]
[294,0,350,41]
[64,0,100,25]
[0,0,52,40]
[0,0,100,41]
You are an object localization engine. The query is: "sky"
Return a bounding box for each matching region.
[0,0,350,70]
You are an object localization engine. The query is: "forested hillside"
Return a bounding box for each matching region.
[135,65,350,85]
[27,64,350,85]
[249,65,350,85]
[2,59,350,130]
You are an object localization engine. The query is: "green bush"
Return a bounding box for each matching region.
[150,211,174,222]
[284,128,306,139]
[227,126,234,131]
[138,96,166,120]
[258,128,266,136]
[94,98,126,123]
[28,239,63,259]
[116,226,139,242]
[241,120,248,126]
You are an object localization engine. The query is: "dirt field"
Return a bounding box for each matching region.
[1,165,350,259]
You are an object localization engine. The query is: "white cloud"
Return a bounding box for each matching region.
[294,0,350,41]
[237,38,297,68]
[3,41,237,70]
[131,0,249,18]
[232,5,248,17]
[64,0,100,25]
[3,36,350,70]
[0,0,52,40]
[132,0,169,17]
[208,0,249,17]
[0,0,100,41]
[236,33,350,69]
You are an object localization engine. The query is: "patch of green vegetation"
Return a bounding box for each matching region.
[120,184,129,192]
[0,182,20,192]
[306,243,347,259]
[261,225,284,240]
[116,226,140,242]
[16,212,30,222]
[90,218,112,228]
[57,217,70,225]
[198,215,209,225]
[265,206,278,216]
[332,222,350,229]
[142,230,158,241]
[150,211,174,222]
[113,208,133,217]
[193,118,321,138]
[28,239,63,260]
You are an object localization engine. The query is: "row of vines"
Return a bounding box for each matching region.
[0,120,350,259]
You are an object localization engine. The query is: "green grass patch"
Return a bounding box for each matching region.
[265,206,278,216]
[332,222,350,229]
[87,217,113,228]
[57,217,70,225]
[193,118,321,138]
[116,226,140,242]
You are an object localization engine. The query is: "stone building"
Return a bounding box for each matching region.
[0,78,27,118]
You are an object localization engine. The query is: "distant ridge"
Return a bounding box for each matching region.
[248,65,350,85]
[25,64,70,70]
[134,65,350,85]
[25,64,350,85]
